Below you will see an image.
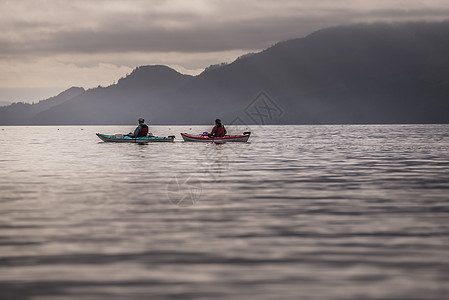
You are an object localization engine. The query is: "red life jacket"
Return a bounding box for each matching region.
[139,124,148,137]
[211,125,227,137]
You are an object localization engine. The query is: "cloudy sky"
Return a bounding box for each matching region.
[1,0,448,103]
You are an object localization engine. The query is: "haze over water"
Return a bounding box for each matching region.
[1,125,448,299]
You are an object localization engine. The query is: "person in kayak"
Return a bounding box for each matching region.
[209,119,227,137]
[128,118,149,137]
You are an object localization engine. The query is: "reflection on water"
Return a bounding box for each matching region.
[0,125,448,299]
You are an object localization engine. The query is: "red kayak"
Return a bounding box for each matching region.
[181,132,251,143]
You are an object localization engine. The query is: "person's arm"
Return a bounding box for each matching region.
[130,125,141,138]
[209,126,217,137]
[223,127,227,135]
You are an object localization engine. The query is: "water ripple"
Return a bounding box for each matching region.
[0,125,448,299]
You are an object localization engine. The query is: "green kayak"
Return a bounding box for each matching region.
[96,133,175,143]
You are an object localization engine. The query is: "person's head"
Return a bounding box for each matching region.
[138,118,144,124]
[215,118,222,126]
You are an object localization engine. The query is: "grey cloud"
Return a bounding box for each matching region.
[0,18,355,55]
[352,8,449,20]
[1,16,319,55]
[2,1,449,57]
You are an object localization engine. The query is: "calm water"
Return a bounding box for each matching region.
[0,125,448,300]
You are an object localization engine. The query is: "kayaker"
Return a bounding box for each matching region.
[128,118,149,137]
[209,119,227,137]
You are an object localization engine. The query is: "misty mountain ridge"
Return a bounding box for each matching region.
[0,87,85,125]
[1,21,449,125]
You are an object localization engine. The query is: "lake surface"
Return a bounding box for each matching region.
[1,124,448,299]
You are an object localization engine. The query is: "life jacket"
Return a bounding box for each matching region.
[138,124,148,137]
[212,125,227,137]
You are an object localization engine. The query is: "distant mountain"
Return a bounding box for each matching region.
[0,87,85,125]
[174,21,449,124]
[30,65,193,125]
[1,21,449,125]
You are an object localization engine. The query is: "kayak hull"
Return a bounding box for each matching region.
[181,133,250,143]
[96,133,174,143]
